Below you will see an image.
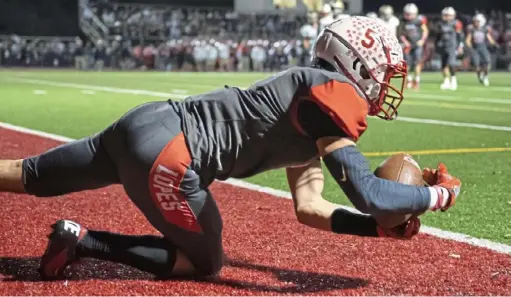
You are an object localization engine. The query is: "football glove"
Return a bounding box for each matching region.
[423,162,461,211]
[376,216,421,239]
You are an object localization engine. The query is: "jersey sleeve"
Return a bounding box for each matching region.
[306,80,369,141]
[455,20,463,32]
[420,15,428,25]
[467,24,474,34]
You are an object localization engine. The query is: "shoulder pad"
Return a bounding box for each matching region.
[307,80,369,141]
[455,19,463,31]
[419,15,428,25]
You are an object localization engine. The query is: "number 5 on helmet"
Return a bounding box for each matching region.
[423,163,461,211]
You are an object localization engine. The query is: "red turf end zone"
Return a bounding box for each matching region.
[0,127,509,296]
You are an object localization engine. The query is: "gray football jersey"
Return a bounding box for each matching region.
[437,19,464,49]
[469,25,490,47]
[178,67,369,185]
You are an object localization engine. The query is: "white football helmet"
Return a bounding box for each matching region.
[442,7,456,21]
[403,3,418,20]
[330,0,345,18]
[379,5,394,20]
[473,13,486,27]
[321,3,332,15]
[366,12,378,19]
[313,16,407,120]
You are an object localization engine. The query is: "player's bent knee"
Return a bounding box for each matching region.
[196,255,224,277]
[192,246,224,277]
[172,250,196,275]
[172,249,224,277]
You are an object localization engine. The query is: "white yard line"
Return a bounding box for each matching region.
[6,77,188,99]
[5,77,511,132]
[408,93,511,104]
[397,117,511,131]
[408,93,459,100]
[469,98,511,104]
[9,77,511,104]
[0,121,509,254]
[33,90,47,95]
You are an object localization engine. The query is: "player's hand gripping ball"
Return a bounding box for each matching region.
[423,162,461,211]
[373,153,425,236]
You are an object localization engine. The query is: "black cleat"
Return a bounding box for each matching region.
[39,220,87,280]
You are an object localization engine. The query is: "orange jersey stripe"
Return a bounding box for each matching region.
[148,132,202,233]
[309,81,369,141]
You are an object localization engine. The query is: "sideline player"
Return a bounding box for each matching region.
[319,0,349,32]
[436,7,464,91]
[399,3,428,89]
[466,13,498,86]
[379,5,400,37]
[0,17,461,280]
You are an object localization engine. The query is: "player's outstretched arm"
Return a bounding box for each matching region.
[316,137,460,215]
[286,159,381,236]
[486,29,498,46]
[465,32,473,48]
[286,158,330,231]
[286,159,420,239]
[418,17,429,46]
[0,160,25,193]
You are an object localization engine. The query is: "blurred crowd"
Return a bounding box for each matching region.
[2,0,511,72]
[0,36,311,72]
[87,0,307,41]
[0,36,130,70]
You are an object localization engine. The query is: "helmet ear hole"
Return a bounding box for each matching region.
[360,65,371,79]
[312,58,338,72]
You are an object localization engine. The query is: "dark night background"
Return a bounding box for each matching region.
[0,0,508,36]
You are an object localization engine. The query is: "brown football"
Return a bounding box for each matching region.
[373,153,425,228]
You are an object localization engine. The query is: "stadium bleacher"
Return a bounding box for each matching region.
[1,0,510,71]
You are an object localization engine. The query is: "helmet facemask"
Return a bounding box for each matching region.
[372,60,407,120]
[357,60,407,120]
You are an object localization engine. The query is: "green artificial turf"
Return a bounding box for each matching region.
[0,70,509,244]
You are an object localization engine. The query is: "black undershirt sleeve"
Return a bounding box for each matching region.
[297,100,349,139]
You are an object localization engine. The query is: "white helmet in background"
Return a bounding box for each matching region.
[442,7,456,21]
[403,3,418,20]
[330,0,345,16]
[473,13,486,26]
[313,16,407,119]
[366,12,378,19]
[379,5,394,20]
[321,3,333,17]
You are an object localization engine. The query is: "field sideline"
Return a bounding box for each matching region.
[0,126,509,295]
[0,70,510,244]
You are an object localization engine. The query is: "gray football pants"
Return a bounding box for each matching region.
[22,101,223,276]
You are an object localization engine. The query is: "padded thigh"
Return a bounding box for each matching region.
[102,101,224,276]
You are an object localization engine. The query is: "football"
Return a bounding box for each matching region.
[373,153,425,228]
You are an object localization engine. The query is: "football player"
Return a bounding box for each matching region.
[319,1,349,33]
[379,5,400,37]
[466,14,498,86]
[399,3,428,89]
[0,17,461,280]
[436,7,464,91]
